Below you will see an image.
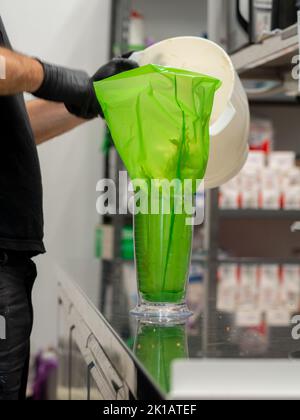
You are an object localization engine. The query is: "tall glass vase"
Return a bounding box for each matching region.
[131,190,193,320]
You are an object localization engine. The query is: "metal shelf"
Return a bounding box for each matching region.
[219,209,300,220]
[231,24,299,78]
[192,255,300,265]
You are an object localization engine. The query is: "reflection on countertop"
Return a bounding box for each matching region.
[58,260,300,399]
[134,320,188,393]
[102,260,300,390]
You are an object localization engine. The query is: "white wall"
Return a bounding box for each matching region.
[135,0,207,41]
[1,0,112,351]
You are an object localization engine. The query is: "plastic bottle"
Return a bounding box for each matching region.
[128,10,145,51]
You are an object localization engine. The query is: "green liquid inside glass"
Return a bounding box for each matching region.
[135,323,187,393]
[134,192,193,304]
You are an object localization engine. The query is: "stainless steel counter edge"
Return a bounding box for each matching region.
[58,277,164,400]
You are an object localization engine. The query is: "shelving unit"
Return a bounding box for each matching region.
[231,24,299,78]
[219,209,300,220]
[101,2,300,324]
[193,255,300,265]
[100,0,131,315]
[204,202,300,278]
[203,19,300,304]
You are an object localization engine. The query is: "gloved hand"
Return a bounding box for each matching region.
[33,58,138,119]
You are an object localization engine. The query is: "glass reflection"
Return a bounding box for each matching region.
[134,320,188,393]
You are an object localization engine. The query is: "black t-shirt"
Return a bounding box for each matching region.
[0,16,45,254]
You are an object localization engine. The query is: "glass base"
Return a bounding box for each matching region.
[131,302,192,322]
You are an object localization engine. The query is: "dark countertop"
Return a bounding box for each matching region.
[57,256,300,399]
[97,262,300,398]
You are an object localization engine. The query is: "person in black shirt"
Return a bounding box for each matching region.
[0,16,137,400]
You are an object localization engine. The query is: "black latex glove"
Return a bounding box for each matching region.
[33,58,138,119]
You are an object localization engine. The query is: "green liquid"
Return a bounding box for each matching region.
[134,194,193,304]
[135,323,187,393]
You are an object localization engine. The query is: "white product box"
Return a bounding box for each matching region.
[238,265,258,310]
[266,309,291,327]
[283,186,300,210]
[236,310,262,327]
[217,264,238,313]
[279,168,300,194]
[240,168,260,209]
[261,189,281,210]
[288,167,300,186]
[220,174,241,209]
[240,168,261,190]
[258,265,280,311]
[260,168,281,209]
[281,265,300,313]
[261,168,280,190]
[222,174,241,191]
[244,151,266,169]
[219,189,240,209]
[269,152,296,173]
[241,190,260,209]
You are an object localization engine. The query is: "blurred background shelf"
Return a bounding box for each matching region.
[102,0,300,319]
[231,24,299,79]
[219,209,300,220]
[192,255,300,265]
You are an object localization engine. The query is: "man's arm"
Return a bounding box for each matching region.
[26,99,85,145]
[0,47,92,144]
[0,46,138,118]
[0,47,44,95]
[0,47,86,144]
[0,46,138,143]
